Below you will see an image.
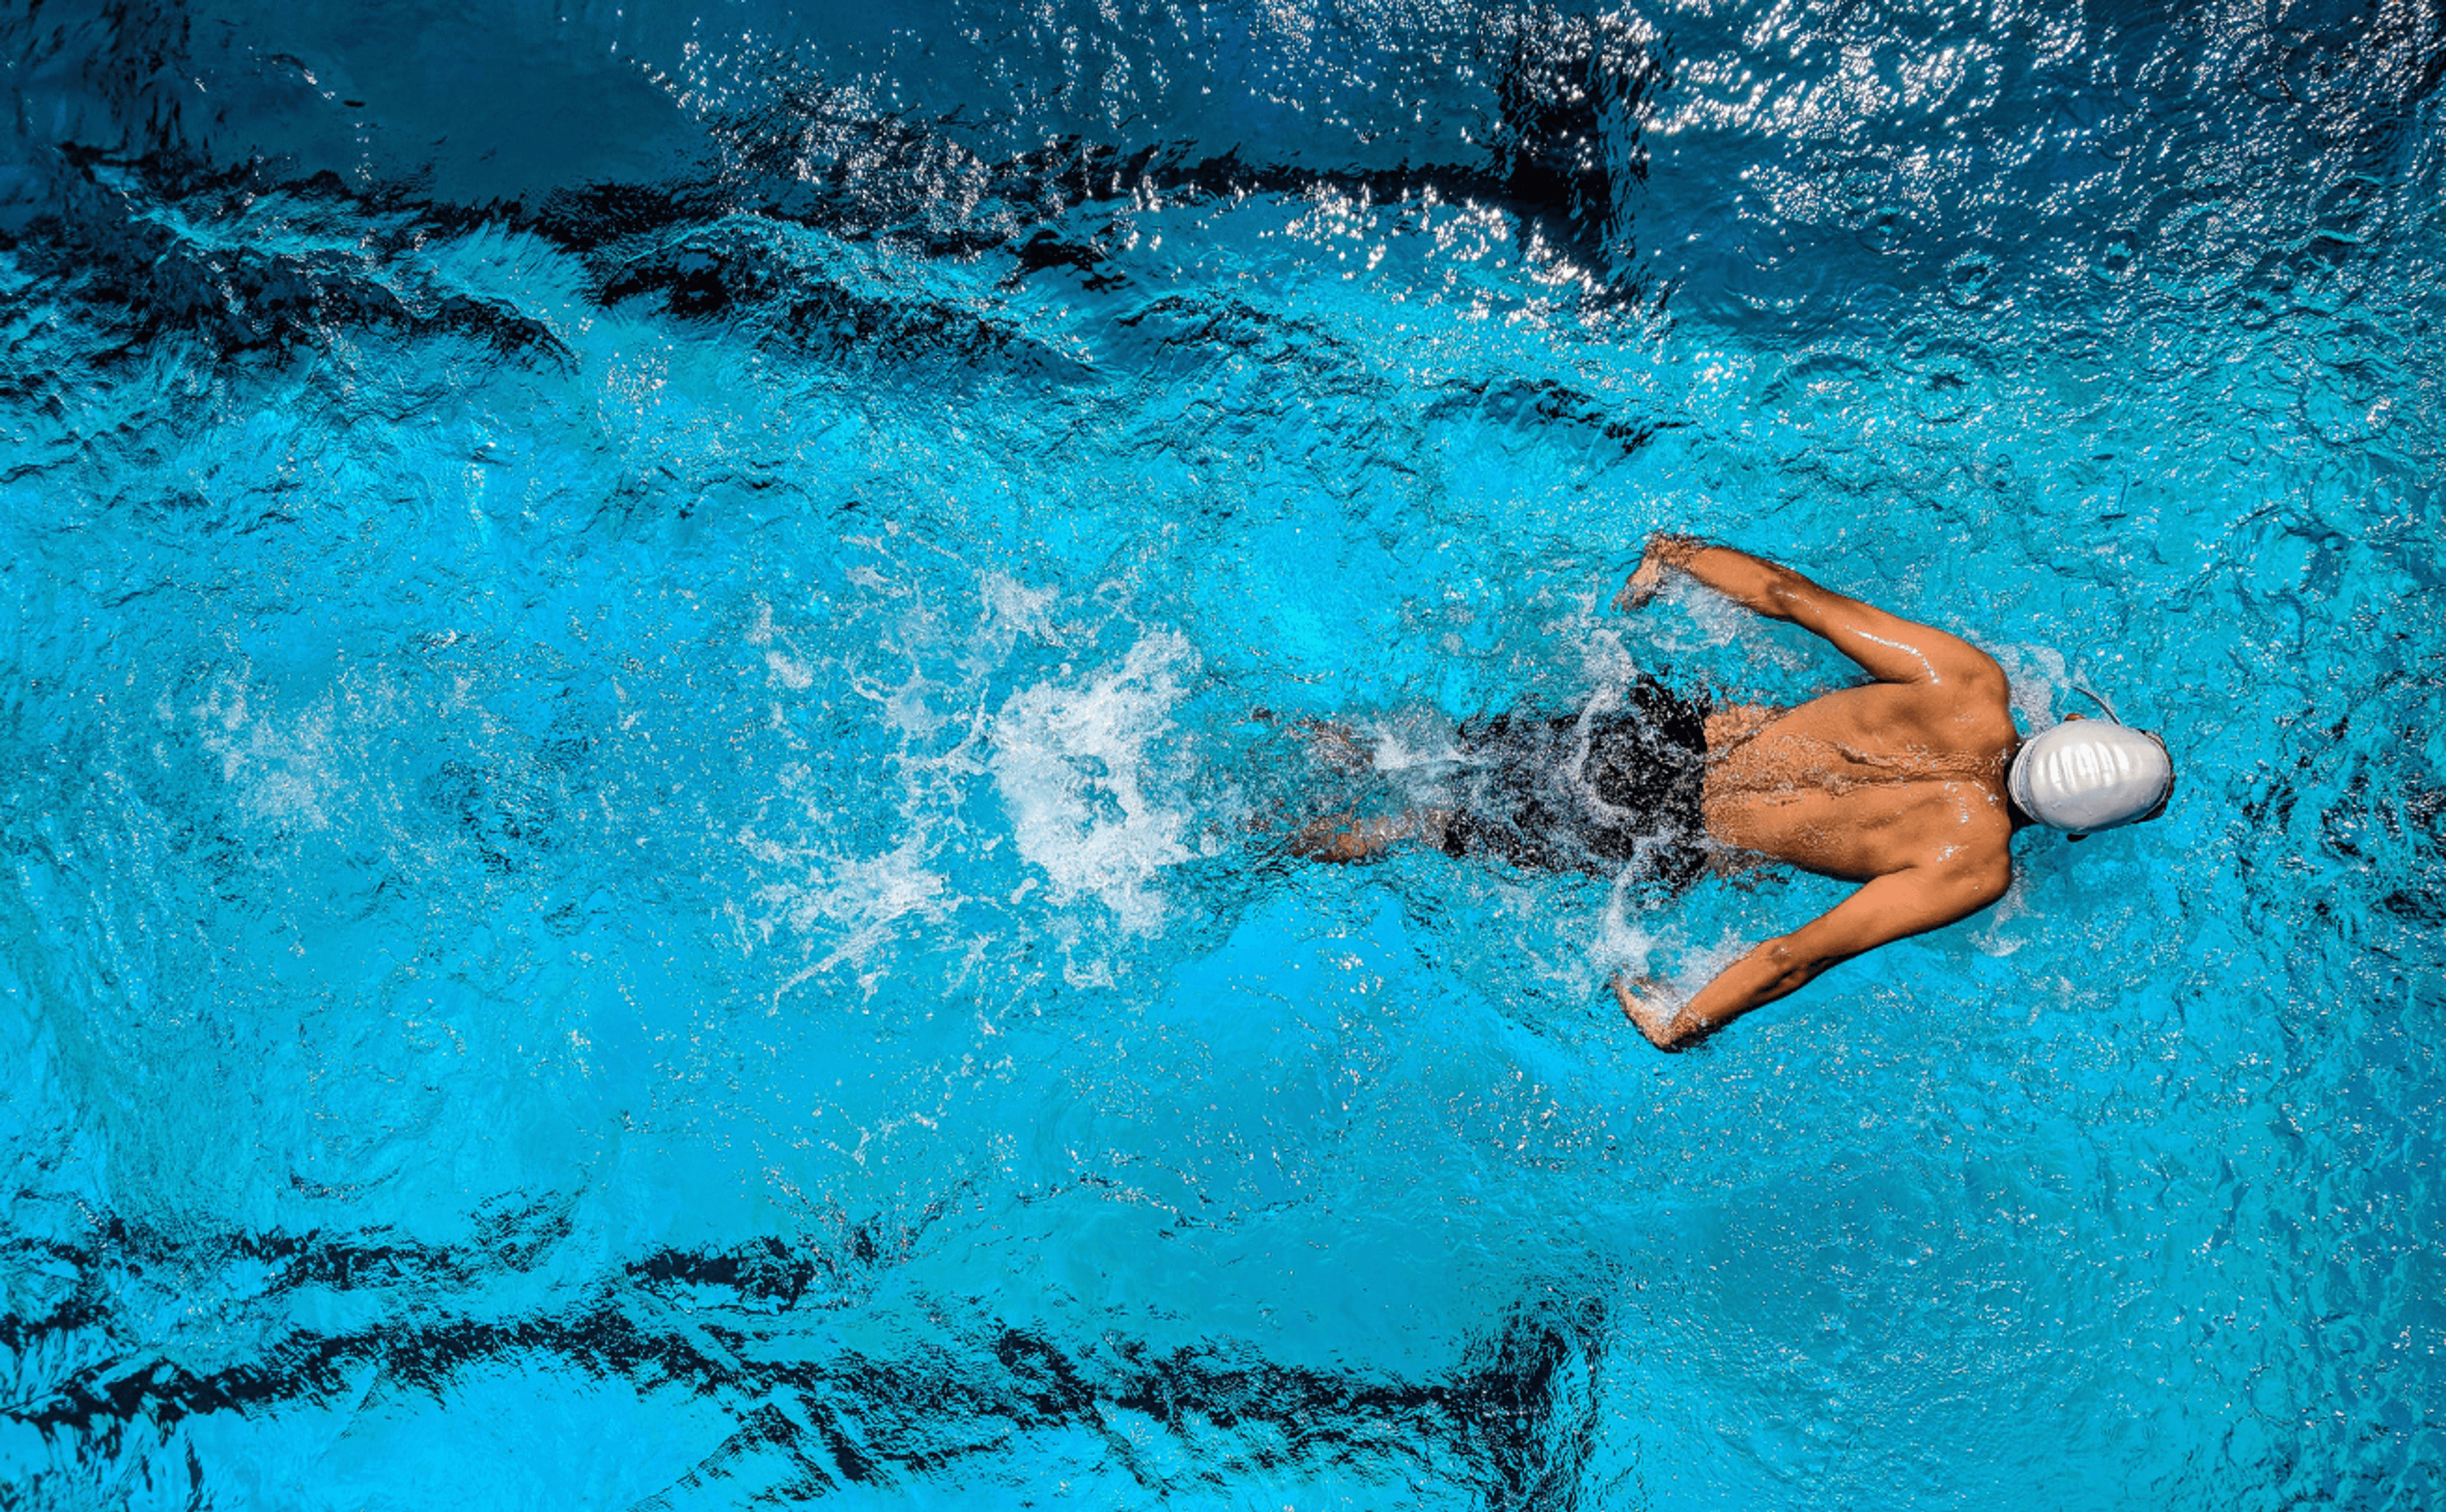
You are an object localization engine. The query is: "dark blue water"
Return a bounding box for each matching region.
[2,1,2442,1506]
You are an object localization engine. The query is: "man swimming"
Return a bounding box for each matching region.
[1298,535,2175,1052]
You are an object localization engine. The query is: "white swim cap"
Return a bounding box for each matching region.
[2008,720,2173,833]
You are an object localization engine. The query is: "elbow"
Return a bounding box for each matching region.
[1757,939,1831,997]
[1761,570,1812,621]
[1959,661,2012,706]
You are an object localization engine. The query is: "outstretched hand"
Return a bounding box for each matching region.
[1612,973,1693,1052]
[1614,533,1701,612]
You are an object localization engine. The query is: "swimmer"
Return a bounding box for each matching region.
[1296,535,2175,1052]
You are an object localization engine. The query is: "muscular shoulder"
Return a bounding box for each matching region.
[1927,845,2013,914]
[1920,645,2018,748]
[1939,643,2012,704]
[1901,792,2013,906]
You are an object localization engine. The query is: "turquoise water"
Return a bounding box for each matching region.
[2,1,2442,1506]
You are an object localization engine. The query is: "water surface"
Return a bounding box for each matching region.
[2,1,2442,1506]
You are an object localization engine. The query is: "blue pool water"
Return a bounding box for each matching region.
[2,1,2442,1506]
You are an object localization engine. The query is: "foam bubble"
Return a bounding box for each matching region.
[1966,870,2035,957]
[991,632,1196,935]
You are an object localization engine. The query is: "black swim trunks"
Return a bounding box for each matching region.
[1438,676,1714,887]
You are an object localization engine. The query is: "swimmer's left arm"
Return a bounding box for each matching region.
[1613,863,2008,1051]
[1617,536,2004,695]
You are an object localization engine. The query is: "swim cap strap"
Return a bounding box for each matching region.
[2068,678,2122,724]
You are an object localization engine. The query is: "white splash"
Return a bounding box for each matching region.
[185,670,347,832]
[1678,929,1754,993]
[1987,642,2069,732]
[745,596,819,692]
[1666,578,1756,648]
[1592,875,1661,978]
[975,572,1059,659]
[1577,624,1642,699]
[991,633,1196,934]
[741,829,951,994]
[1593,866,1753,1004]
[1364,719,1460,774]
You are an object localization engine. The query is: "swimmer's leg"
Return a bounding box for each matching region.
[1238,716,1374,840]
[1291,808,1452,863]
[1265,715,1466,861]
[1291,717,1374,773]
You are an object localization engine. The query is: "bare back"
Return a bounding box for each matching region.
[1703,681,2020,883]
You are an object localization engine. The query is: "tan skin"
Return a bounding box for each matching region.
[1296,535,2039,1048]
[1607,535,2024,1050]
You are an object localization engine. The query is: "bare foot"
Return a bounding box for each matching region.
[1293,813,1378,862]
[1292,718,1373,773]
[1291,808,1445,863]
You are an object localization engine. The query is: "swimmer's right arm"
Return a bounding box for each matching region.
[1616,535,1999,690]
[1613,860,2010,1050]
